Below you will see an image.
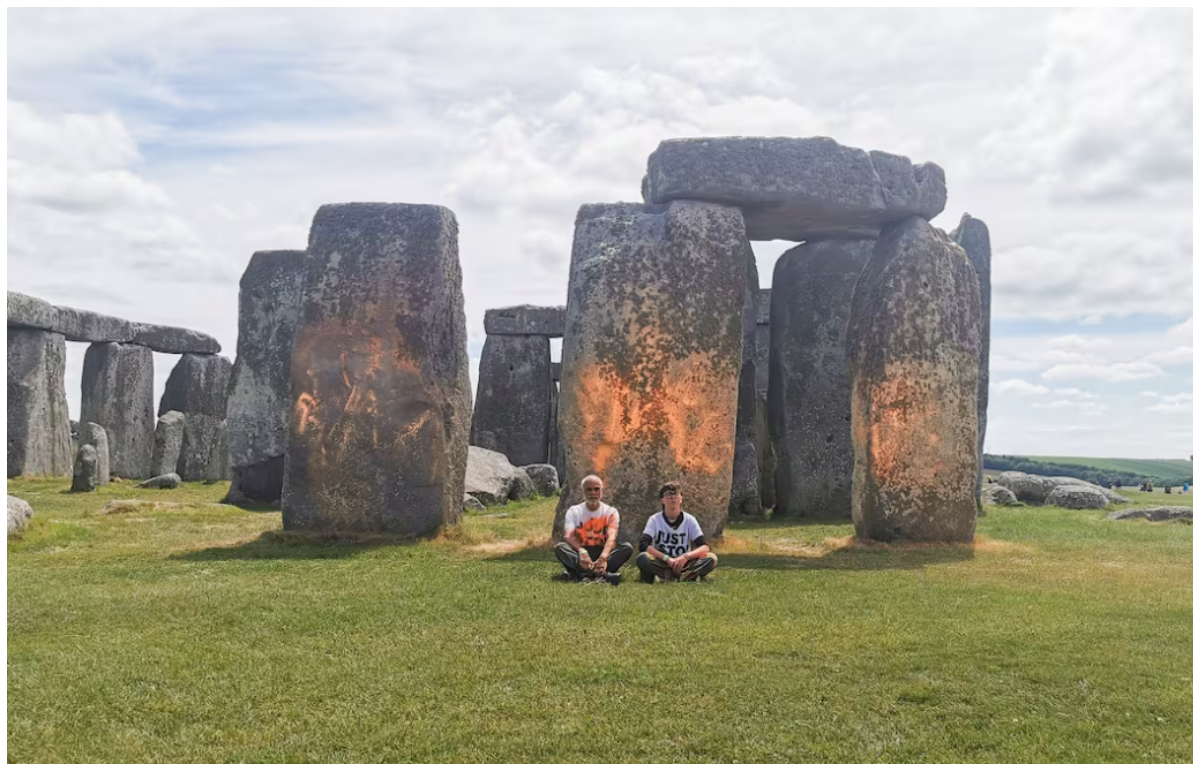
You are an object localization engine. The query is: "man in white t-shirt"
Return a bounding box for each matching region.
[636,480,718,583]
[554,475,633,585]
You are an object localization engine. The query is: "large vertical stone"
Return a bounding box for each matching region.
[7,330,72,477]
[769,239,873,519]
[78,422,110,485]
[178,414,229,482]
[80,343,155,479]
[151,411,186,478]
[469,334,551,466]
[225,250,306,504]
[553,200,748,541]
[283,204,471,536]
[547,381,564,482]
[847,217,982,542]
[159,353,233,418]
[951,214,991,508]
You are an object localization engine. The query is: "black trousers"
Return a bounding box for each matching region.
[554,542,633,578]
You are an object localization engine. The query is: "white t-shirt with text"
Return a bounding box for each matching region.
[643,510,704,558]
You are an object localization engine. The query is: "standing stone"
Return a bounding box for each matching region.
[554,200,748,541]
[470,334,551,466]
[78,422,111,485]
[547,382,564,483]
[283,204,471,536]
[159,353,233,418]
[177,415,229,482]
[645,137,947,241]
[730,360,762,518]
[769,239,873,519]
[151,411,187,478]
[7,329,72,477]
[81,343,155,479]
[225,250,306,504]
[847,217,982,543]
[751,289,771,392]
[951,214,991,508]
[71,444,99,492]
[521,464,560,497]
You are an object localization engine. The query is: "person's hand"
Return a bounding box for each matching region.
[594,555,609,574]
[669,555,687,574]
[578,551,594,571]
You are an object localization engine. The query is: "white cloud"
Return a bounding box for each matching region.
[1053,388,1095,398]
[1034,399,1109,416]
[996,379,1050,396]
[1040,361,1165,382]
[1140,391,1160,398]
[1147,393,1192,415]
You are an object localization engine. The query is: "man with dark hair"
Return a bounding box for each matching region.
[554,475,633,585]
[636,480,718,583]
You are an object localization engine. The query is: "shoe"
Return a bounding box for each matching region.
[681,557,714,582]
[603,572,622,586]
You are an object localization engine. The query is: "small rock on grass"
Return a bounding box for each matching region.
[139,473,181,489]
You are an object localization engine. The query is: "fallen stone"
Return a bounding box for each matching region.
[483,305,566,337]
[80,342,155,479]
[225,250,306,504]
[159,354,233,418]
[470,334,551,467]
[1050,477,1129,504]
[150,411,187,478]
[770,238,873,520]
[178,414,229,482]
[282,203,471,536]
[100,499,191,515]
[554,200,747,541]
[7,329,73,477]
[521,464,560,497]
[1108,506,1192,522]
[466,446,535,506]
[1045,484,1110,510]
[996,471,1059,504]
[645,136,947,241]
[463,494,486,513]
[982,483,1019,507]
[78,422,111,486]
[951,214,992,506]
[847,217,981,543]
[71,444,100,492]
[138,473,181,489]
[7,495,34,534]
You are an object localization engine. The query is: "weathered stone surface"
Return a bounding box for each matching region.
[1045,484,1109,510]
[71,444,99,492]
[282,204,471,535]
[951,214,991,506]
[470,334,551,467]
[78,423,110,486]
[81,342,155,479]
[729,437,761,518]
[225,250,306,504]
[7,329,72,477]
[8,292,220,354]
[550,362,562,382]
[996,471,1059,504]
[159,354,232,418]
[645,137,947,241]
[177,414,229,482]
[521,463,560,497]
[463,494,486,513]
[138,473,181,489]
[982,483,1019,506]
[770,239,873,519]
[547,383,560,479]
[1049,477,1129,504]
[554,200,747,541]
[465,446,534,506]
[484,305,566,337]
[70,420,80,444]
[7,291,58,330]
[7,495,33,534]
[1108,506,1192,522]
[753,391,776,510]
[847,217,982,542]
[150,410,186,478]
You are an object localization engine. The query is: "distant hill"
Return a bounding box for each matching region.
[983,455,1192,486]
[1023,456,1192,479]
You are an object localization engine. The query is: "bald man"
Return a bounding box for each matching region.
[554,475,633,585]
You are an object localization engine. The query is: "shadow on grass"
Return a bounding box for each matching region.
[171,529,410,561]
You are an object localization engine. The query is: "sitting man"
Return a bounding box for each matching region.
[637,480,718,583]
[554,475,633,585]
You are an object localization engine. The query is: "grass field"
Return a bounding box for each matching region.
[1020,456,1193,479]
[7,478,1193,763]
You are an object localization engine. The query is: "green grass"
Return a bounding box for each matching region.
[8,477,1192,762]
[1020,456,1193,479]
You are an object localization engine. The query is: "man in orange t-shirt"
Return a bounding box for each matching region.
[554,475,633,585]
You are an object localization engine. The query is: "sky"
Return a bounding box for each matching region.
[6,8,1194,460]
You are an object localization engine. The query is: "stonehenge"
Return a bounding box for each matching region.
[282,203,471,536]
[471,333,553,467]
[7,329,72,477]
[80,342,156,480]
[161,353,233,482]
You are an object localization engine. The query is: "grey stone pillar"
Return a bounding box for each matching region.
[470,334,552,466]
[951,214,991,509]
[7,329,72,477]
[81,342,155,479]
